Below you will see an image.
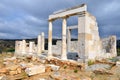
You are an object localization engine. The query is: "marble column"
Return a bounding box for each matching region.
[15,41,21,55]
[61,17,67,60]
[37,35,42,54]
[48,20,53,57]
[41,32,45,51]
[67,29,71,52]
[29,42,34,55]
[15,41,19,53]
[21,40,26,55]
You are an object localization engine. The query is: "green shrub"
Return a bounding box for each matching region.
[4,48,15,52]
[64,65,67,69]
[117,48,120,56]
[88,60,95,66]
[74,69,78,73]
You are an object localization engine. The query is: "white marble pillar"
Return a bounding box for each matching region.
[29,42,34,55]
[21,40,26,55]
[37,35,42,54]
[41,32,45,51]
[15,41,19,53]
[61,18,67,60]
[19,41,22,53]
[15,41,21,56]
[67,29,71,52]
[48,21,53,57]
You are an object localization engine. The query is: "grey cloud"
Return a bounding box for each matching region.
[0,0,120,39]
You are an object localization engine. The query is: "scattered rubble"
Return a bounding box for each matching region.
[47,64,60,71]
[93,69,113,75]
[87,64,111,71]
[25,65,45,76]
[45,58,83,70]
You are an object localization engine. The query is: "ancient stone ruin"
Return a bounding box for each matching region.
[15,4,117,63]
[48,4,117,62]
[15,32,45,56]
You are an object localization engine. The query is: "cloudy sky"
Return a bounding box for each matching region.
[0,0,120,39]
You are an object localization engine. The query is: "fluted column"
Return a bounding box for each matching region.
[48,20,53,57]
[61,17,67,60]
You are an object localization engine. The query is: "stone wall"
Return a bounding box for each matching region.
[52,13,117,61]
[96,36,117,59]
[52,40,78,56]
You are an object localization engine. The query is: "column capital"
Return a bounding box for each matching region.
[48,19,56,22]
[62,16,69,19]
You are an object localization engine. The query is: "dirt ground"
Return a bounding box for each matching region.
[0,53,120,80]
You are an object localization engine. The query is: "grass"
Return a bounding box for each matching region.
[88,60,95,66]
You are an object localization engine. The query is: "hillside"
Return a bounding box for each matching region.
[0,39,120,55]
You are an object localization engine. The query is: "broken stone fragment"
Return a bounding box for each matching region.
[0,68,8,74]
[80,77,91,80]
[116,61,120,66]
[48,64,60,71]
[25,65,45,76]
[45,66,52,72]
[20,62,34,69]
[0,75,7,80]
[7,65,19,71]
[17,67,22,74]
[9,71,18,75]
[37,78,46,80]
[93,69,113,75]
[4,57,16,61]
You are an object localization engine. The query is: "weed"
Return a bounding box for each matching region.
[74,69,78,73]
[64,65,67,69]
[88,60,95,66]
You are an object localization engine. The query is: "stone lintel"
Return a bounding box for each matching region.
[67,25,78,30]
[49,4,87,20]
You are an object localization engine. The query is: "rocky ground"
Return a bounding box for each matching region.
[0,53,120,80]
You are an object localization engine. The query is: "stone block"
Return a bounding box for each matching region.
[0,68,8,74]
[48,64,60,71]
[116,61,120,66]
[37,78,46,80]
[17,67,22,74]
[9,71,18,75]
[85,33,92,40]
[20,63,34,69]
[7,65,19,71]
[4,57,16,61]
[90,24,94,30]
[25,65,45,76]
[0,76,7,80]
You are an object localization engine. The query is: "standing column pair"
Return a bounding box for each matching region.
[48,17,67,60]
